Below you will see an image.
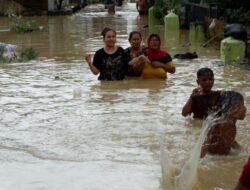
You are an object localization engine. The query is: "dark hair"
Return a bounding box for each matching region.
[207,90,244,121]
[101,27,116,38]
[218,91,244,114]
[148,33,161,42]
[128,31,142,41]
[197,67,214,78]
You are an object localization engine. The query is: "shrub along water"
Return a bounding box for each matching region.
[19,48,39,62]
[4,9,43,33]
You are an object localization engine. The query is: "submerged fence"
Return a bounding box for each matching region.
[184,3,221,25]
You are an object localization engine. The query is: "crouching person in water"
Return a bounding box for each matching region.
[201,91,247,158]
[85,27,127,80]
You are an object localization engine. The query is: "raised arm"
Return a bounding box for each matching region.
[182,96,193,117]
[182,88,201,117]
[85,53,99,75]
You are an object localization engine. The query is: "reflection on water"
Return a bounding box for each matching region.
[0,3,250,190]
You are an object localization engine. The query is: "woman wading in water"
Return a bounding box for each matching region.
[125,31,149,77]
[85,27,127,80]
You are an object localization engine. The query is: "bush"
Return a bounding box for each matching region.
[222,7,250,25]
[4,9,42,33]
[19,47,38,62]
[153,0,169,24]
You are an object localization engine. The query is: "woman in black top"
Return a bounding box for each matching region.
[85,27,127,80]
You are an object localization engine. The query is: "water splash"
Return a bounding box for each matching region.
[161,118,214,190]
[161,90,246,189]
[160,147,175,190]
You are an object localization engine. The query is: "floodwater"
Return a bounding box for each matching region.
[0,3,250,190]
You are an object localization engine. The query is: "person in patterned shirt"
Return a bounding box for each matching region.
[85,27,127,80]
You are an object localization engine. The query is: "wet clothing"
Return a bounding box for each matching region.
[239,157,250,188]
[93,47,127,80]
[124,47,145,76]
[143,47,172,63]
[144,35,172,64]
[141,34,175,79]
[141,62,167,79]
[144,34,172,63]
[191,90,221,119]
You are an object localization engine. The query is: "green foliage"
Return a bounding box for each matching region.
[170,0,182,9]
[153,0,169,24]
[4,9,42,33]
[152,0,183,24]
[223,8,250,25]
[19,48,39,62]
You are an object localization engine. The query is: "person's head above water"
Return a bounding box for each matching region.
[128,31,142,41]
[101,27,116,38]
[196,67,214,93]
[101,27,117,47]
[128,31,143,50]
[217,90,246,120]
[197,67,214,78]
[147,33,161,51]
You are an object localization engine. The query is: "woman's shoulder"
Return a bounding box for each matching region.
[115,46,126,55]
[124,47,131,53]
[117,46,125,51]
[95,48,105,54]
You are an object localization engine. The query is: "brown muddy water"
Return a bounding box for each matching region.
[0,3,249,190]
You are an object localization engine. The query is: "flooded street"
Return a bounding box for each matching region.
[0,3,250,190]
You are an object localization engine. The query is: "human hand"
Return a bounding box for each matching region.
[138,55,150,64]
[85,54,91,64]
[191,87,202,98]
[151,61,162,68]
